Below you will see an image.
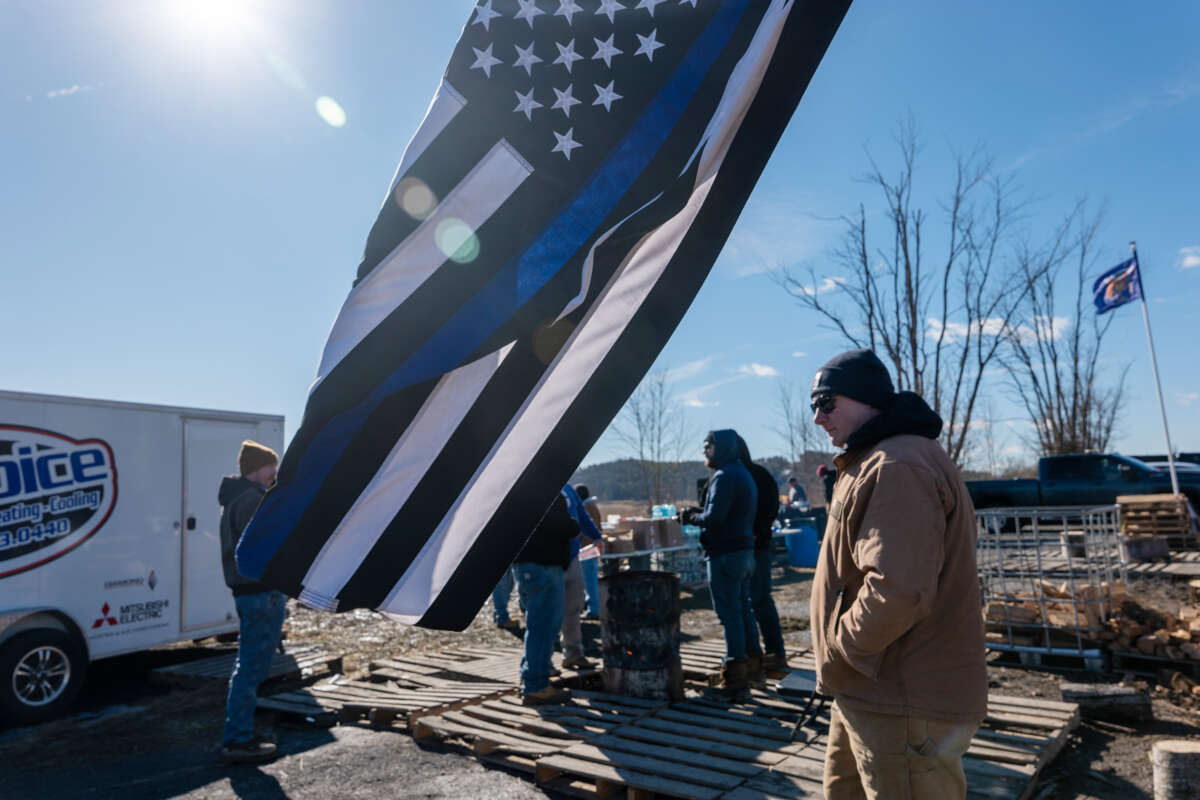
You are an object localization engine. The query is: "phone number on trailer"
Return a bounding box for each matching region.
[0,518,71,551]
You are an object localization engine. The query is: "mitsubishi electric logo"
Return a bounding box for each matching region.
[93,603,118,628]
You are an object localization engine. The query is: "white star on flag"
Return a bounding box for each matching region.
[512,42,542,75]
[513,88,543,120]
[514,0,544,28]
[472,0,502,31]
[554,0,584,25]
[551,127,581,160]
[678,0,698,6]
[635,0,666,17]
[551,84,581,117]
[593,80,622,112]
[553,39,583,73]
[470,43,502,77]
[595,0,625,24]
[592,34,622,68]
[634,29,664,61]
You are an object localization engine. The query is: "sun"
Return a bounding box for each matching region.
[168,0,254,47]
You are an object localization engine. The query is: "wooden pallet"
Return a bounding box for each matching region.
[678,639,731,685]
[413,690,664,774]
[533,685,812,798]
[259,674,516,728]
[1119,493,1199,540]
[149,644,341,688]
[737,693,1079,800]
[1110,649,1200,680]
[369,646,599,688]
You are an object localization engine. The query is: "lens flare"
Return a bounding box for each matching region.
[394,177,437,220]
[436,218,480,263]
[315,96,346,128]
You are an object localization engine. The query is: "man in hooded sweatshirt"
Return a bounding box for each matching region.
[681,429,756,699]
[218,440,285,764]
[736,435,786,682]
[808,350,986,799]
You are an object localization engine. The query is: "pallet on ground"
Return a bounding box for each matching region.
[1110,649,1200,680]
[753,693,1078,800]
[678,639,730,685]
[533,690,804,799]
[413,690,662,773]
[369,647,599,688]
[149,644,342,688]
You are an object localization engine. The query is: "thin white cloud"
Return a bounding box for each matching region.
[1178,392,1200,407]
[677,375,744,408]
[46,84,96,99]
[927,315,1068,344]
[1177,246,1200,270]
[738,363,779,378]
[798,276,844,297]
[664,356,716,383]
[716,191,841,279]
[792,351,806,358]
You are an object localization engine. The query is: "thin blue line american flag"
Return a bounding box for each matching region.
[237,0,851,630]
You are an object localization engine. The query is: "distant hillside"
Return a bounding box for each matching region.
[571,451,836,510]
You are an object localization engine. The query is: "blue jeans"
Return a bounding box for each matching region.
[707,549,756,661]
[751,548,785,657]
[580,557,600,617]
[223,591,286,745]
[492,565,516,624]
[514,563,565,694]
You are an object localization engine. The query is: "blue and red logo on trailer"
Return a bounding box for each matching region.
[0,426,118,578]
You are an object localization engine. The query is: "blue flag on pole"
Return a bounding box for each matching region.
[235,0,852,630]
[1093,255,1142,315]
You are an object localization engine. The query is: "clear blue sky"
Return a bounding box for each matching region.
[3,1,1197,470]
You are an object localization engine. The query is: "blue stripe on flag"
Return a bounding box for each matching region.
[238,0,752,579]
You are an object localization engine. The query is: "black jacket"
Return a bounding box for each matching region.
[219,476,272,596]
[515,493,578,569]
[736,435,781,551]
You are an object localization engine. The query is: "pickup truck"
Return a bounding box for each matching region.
[966,453,1200,511]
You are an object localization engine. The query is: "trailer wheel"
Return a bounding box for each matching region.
[0,629,87,725]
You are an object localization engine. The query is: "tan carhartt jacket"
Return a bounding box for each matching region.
[810,432,987,723]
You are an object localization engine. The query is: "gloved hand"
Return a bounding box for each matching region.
[679,506,701,525]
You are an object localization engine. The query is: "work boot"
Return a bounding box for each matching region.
[745,654,767,689]
[220,736,278,764]
[762,651,788,677]
[522,686,569,706]
[718,658,751,704]
[561,655,595,671]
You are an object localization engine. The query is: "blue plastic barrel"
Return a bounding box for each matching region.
[784,526,819,567]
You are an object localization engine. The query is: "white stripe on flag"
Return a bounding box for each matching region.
[316,138,534,383]
[299,342,517,601]
[377,0,794,621]
[385,80,467,198]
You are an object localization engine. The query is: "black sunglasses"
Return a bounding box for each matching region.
[811,395,837,415]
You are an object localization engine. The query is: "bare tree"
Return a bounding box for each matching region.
[611,368,692,511]
[771,378,819,475]
[1001,204,1127,454]
[774,119,1036,464]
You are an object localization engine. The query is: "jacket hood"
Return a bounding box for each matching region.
[706,429,741,468]
[844,391,943,452]
[219,475,259,505]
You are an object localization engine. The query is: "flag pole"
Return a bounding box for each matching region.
[1130,241,1180,495]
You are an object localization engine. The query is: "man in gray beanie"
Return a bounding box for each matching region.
[808,350,986,799]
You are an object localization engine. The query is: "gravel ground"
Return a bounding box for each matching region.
[3,558,1197,800]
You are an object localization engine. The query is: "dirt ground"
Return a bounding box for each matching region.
[2,559,1197,799]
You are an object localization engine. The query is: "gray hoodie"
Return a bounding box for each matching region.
[218,476,271,596]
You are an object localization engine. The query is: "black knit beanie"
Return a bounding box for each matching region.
[811,349,895,410]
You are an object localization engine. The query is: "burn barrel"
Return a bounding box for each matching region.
[599,570,683,700]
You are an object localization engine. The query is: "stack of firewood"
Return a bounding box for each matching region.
[982,580,1111,644]
[1099,597,1200,662]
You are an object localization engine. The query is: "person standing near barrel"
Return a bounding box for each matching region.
[808,349,986,799]
[736,435,787,684]
[680,429,756,701]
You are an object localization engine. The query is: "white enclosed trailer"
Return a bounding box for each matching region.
[0,390,284,723]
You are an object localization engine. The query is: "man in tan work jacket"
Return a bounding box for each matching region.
[808,349,987,800]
